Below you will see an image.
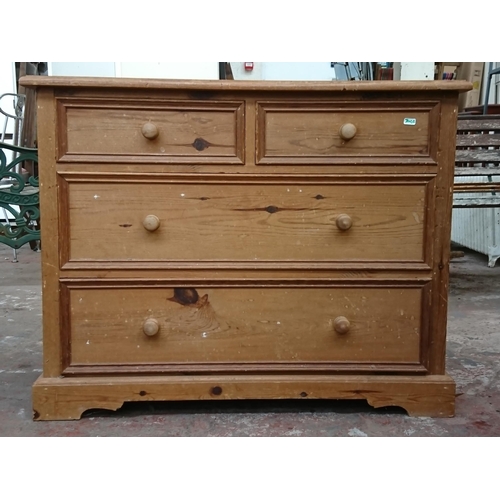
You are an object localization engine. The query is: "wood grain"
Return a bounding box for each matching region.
[454,115,500,199]
[453,198,500,208]
[455,151,500,163]
[64,284,424,368]
[20,75,472,93]
[32,374,456,420]
[63,180,428,264]
[457,117,500,130]
[36,88,62,378]
[456,134,500,147]
[455,166,500,175]
[57,99,244,164]
[453,183,500,192]
[427,95,458,374]
[257,102,436,163]
[28,77,461,419]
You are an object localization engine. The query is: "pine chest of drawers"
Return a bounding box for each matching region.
[22,76,471,420]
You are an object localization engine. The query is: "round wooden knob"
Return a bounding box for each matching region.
[339,123,357,141]
[142,215,160,232]
[333,316,350,334]
[143,318,160,337]
[336,214,352,231]
[141,122,159,140]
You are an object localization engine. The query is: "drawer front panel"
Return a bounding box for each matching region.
[63,179,428,265]
[257,102,438,164]
[57,99,245,163]
[65,284,424,370]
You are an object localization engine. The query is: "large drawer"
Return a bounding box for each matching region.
[61,178,430,266]
[56,99,245,164]
[257,101,439,164]
[62,283,425,373]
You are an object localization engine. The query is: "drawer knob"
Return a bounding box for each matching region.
[143,215,160,232]
[143,318,160,337]
[339,123,357,141]
[336,214,352,231]
[333,316,350,334]
[141,122,159,140]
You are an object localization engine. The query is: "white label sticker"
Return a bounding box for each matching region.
[404,118,417,126]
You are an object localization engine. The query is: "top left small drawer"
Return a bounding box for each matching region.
[56,98,245,164]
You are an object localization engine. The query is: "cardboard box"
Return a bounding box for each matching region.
[457,62,485,111]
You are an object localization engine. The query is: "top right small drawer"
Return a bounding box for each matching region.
[256,101,440,165]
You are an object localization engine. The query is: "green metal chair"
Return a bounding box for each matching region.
[0,141,40,260]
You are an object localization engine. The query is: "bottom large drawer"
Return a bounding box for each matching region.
[61,282,427,373]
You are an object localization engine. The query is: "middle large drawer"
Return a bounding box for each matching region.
[60,176,431,267]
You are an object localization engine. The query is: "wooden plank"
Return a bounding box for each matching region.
[453,183,500,192]
[455,166,500,175]
[19,75,473,93]
[17,63,38,176]
[36,88,62,378]
[453,198,500,208]
[454,115,500,207]
[458,114,500,121]
[427,95,457,375]
[457,117,500,130]
[464,104,500,114]
[455,151,500,162]
[456,135,500,147]
[32,374,456,420]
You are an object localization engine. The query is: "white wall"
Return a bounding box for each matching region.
[229,62,336,81]
[393,62,435,80]
[263,62,335,81]
[228,62,263,80]
[49,62,115,77]
[48,62,219,80]
[118,62,218,79]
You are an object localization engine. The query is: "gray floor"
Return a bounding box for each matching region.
[0,243,499,436]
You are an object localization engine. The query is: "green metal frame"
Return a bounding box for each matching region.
[0,142,40,249]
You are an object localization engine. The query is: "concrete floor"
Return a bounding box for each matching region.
[1,244,499,436]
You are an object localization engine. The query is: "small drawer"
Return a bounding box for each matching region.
[57,99,245,164]
[63,283,425,373]
[61,177,430,267]
[257,101,439,164]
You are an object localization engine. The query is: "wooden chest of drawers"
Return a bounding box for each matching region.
[22,77,471,420]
